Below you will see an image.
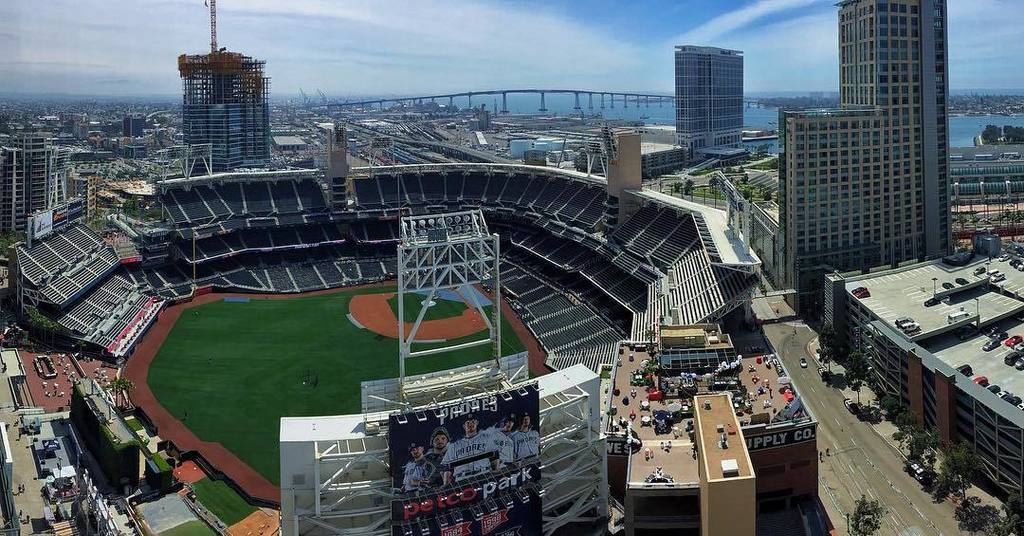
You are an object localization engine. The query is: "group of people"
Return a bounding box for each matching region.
[400,412,540,494]
[36,353,110,404]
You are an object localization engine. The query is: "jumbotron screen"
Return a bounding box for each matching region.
[389,384,541,536]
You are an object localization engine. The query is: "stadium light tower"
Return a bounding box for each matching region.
[396,209,501,400]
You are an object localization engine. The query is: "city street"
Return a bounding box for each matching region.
[764,322,963,536]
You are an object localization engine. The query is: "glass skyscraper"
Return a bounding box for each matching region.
[674,46,744,158]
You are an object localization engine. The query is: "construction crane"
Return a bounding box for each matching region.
[207,0,217,53]
[299,88,310,107]
[317,89,328,105]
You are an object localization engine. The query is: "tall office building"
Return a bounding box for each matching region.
[0,133,69,233]
[178,50,270,172]
[674,46,744,159]
[122,114,146,138]
[779,0,949,313]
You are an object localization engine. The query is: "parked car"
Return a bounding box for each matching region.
[976,266,988,275]
[1000,254,1011,261]
[1014,360,1024,371]
[1006,353,1021,366]
[984,339,1002,351]
[942,282,955,290]
[895,317,915,329]
[993,273,1007,283]
[988,384,1002,395]
[799,357,808,368]
[974,376,990,387]
[906,461,933,485]
[1006,335,1023,347]
[843,398,860,415]
[1001,391,1016,403]
[956,277,969,285]
[924,297,940,307]
[957,364,974,376]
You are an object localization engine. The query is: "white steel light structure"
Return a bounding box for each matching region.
[396,209,501,399]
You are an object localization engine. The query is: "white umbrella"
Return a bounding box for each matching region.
[667,402,682,412]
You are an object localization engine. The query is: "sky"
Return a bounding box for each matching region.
[0,0,1022,98]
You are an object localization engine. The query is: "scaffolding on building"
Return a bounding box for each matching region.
[177,51,271,171]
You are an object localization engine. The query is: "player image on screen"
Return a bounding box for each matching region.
[422,427,449,489]
[481,413,515,468]
[511,414,540,461]
[441,414,499,484]
[400,443,433,493]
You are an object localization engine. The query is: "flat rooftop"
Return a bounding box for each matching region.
[694,393,753,480]
[849,258,1024,340]
[610,348,699,487]
[641,142,681,154]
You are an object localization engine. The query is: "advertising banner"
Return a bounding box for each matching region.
[52,205,68,233]
[31,210,54,242]
[389,385,541,536]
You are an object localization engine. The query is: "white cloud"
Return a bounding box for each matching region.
[0,0,657,96]
[673,0,828,44]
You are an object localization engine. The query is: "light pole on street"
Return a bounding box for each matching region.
[932,277,937,297]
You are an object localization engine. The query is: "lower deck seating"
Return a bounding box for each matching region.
[502,259,622,373]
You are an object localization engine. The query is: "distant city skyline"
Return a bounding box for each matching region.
[1,0,1021,97]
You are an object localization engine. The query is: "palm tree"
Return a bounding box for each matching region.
[109,377,135,409]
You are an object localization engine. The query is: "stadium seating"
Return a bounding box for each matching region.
[175,224,347,263]
[501,259,622,372]
[16,225,122,309]
[351,170,609,232]
[160,177,329,227]
[56,271,163,356]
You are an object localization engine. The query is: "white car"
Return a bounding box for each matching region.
[799,357,808,368]
[1000,254,1011,261]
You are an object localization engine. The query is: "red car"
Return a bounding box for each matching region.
[974,376,990,387]
[1006,335,1024,347]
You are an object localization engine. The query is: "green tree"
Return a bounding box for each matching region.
[761,187,772,202]
[846,350,870,404]
[982,124,1002,144]
[849,495,885,536]
[817,323,846,367]
[879,395,903,420]
[935,442,977,503]
[995,492,1024,536]
[893,414,940,468]
[25,306,67,347]
[683,178,694,196]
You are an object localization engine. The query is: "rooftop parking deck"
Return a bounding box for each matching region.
[849,259,1024,340]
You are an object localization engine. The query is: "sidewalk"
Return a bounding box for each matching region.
[822,350,1002,511]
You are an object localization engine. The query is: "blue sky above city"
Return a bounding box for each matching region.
[1,0,1021,97]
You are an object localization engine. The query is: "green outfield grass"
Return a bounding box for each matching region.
[191,479,256,526]
[146,286,525,485]
[387,292,472,323]
[159,520,216,536]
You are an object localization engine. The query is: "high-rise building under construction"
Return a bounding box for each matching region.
[177,49,270,172]
[0,133,70,233]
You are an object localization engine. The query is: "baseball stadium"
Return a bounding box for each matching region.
[9,127,760,535]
